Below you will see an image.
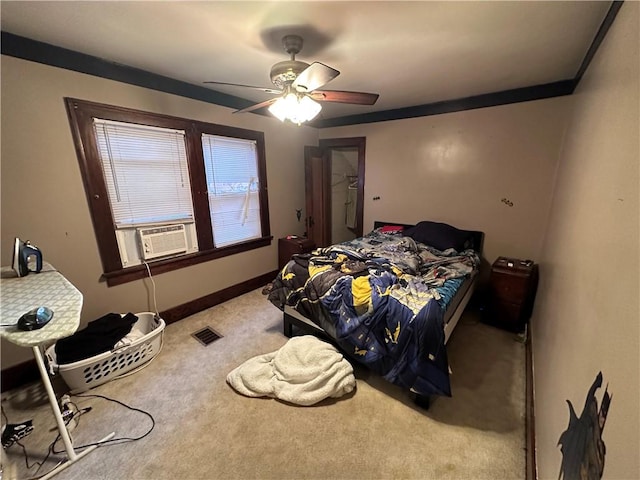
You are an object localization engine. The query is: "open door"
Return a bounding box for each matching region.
[305,138,366,248]
[304,146,331,247]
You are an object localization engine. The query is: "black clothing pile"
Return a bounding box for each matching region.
[54,313,138,364]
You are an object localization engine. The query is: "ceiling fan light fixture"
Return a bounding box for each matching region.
[268,93,322,125]
[205,34,378,120]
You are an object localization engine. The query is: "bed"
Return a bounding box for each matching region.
[267,220,484,407]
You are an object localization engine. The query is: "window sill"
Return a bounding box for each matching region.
[102,236,273,287]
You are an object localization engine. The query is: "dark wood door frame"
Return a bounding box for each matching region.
[304,146,331,247]
[319,137,366,238]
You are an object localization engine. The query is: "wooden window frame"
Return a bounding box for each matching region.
[65,98,271,286]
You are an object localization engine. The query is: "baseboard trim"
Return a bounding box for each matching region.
[1,269,278,393]
[159,270,277,324]
[526,326,537,480]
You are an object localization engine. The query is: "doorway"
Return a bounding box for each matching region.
[305,137,366,247]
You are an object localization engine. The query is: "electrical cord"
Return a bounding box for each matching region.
[2,405,62,479]
[58,398,91,434]
[3,392,154,478]
[51,393,155,453]
[14,439,60,477]
[104,260,165,382]
[142,260,159,316]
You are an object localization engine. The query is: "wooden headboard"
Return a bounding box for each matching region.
[373,220,484,254]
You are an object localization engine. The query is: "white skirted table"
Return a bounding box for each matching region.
[0,263,114,479]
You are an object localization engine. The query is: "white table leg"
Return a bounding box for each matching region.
[32,346,115,479]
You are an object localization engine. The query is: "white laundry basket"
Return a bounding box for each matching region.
[45,312,165,393]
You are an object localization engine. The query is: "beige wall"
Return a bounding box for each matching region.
[321,97,572,267]
[1,55,318,368]
[533,3,640,479]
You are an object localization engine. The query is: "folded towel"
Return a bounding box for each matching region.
[227,335,356,406]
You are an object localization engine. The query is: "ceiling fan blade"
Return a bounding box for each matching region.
[204,81,282,95]
[292,62,340,92]
[233,98,279,114]
[310,90,380,105]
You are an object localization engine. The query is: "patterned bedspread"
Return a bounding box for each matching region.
[267,229,480,397]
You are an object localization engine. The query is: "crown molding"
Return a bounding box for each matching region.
[1,31,255,113]
[313,81,575,128]
[1,1,623,128]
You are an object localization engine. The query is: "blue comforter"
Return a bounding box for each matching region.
[267,229,479,397]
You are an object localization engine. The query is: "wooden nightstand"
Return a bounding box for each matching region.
[487,256,539,332]
[278,237,316,270]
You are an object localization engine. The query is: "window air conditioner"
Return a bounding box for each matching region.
[138,224,188,260]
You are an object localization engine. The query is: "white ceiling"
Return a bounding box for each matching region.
[1,1,612,121]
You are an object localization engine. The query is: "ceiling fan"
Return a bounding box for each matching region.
[204,34,379,124]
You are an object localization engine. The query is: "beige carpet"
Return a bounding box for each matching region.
[1,288,525,479]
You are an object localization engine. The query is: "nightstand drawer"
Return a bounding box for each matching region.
[489,299,524,327]
[486,256,539,332]
[490,272,530,302]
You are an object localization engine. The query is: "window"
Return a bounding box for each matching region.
[94,120,195,227]
[66,98,271,286]
[202,134,262,247]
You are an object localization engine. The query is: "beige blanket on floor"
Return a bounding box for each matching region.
[226,335,356,406]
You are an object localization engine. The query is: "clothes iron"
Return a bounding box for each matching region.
[12,238,43,277]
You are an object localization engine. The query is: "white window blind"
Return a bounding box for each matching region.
[93,119,194,227]
[202,134,261,247]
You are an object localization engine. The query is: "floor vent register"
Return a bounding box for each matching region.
[191,326,223,346]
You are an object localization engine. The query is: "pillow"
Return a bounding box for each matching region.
[403,221,473,251]
[379,225,404,233]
